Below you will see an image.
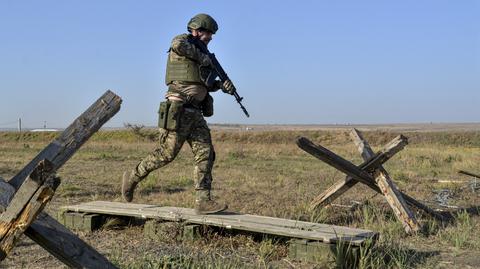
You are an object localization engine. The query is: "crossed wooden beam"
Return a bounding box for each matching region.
[0,90,121,268]
[296,129,445,234]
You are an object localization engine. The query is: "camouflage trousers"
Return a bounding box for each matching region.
[134,107,215,190]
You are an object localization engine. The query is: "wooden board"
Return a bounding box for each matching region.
[9,90,122,190]
[297,136,445,221]
[309,134,407,210]
[6,91,121,269]
[62,201,378,246]
[26,213,117,269]
[0,160,58,259]
[350,129,420,233]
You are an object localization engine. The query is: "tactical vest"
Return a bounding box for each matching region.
[165,50,203,85]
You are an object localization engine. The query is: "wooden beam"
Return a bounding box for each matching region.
[0,160,55,240]
[0,160,60,259]
[297,136,445,221]
[349,129,419,233]
[26,213,118,268]
[0,178,15,213]
[7,91,121,268]
[9,90,122,189]
[309,134,408,210]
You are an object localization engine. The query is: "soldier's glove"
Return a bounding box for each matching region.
[199,53,212,67]
[221,79,236,95]
[210,80,223,92]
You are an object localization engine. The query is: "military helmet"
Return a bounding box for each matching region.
[187,13,218,34]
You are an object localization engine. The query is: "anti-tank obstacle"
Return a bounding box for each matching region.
[0,90,121,268]
[297,128,445,234]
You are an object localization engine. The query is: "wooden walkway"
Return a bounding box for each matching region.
[62,201,377,246]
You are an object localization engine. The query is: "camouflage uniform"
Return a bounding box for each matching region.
[131,31,218,190]
[133,106,214,191]
[123,14,231,214]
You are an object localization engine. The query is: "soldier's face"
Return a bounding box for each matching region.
[193,30,213,45]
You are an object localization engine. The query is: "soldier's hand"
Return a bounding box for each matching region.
[211,80,223,91]
[221,79,236,95]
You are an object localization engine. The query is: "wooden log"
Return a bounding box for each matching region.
[0,160,54,241]
[7,91,121,268]
[309,135,407,210]
[0,175,60,259]
[297,136,445,221]
[25,213,118,269]
[349,129,419,233]
[0,178,15,213]
[9,90,122,189]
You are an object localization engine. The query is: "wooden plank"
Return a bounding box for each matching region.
[309,134,407,210]
[7,91,121,268]
[9,90,122,190]
[64,201,374,238]
[348,130,444,220]
[349,129,419,233]
[61,201,377,245]
[66,204,367,237]
[64,201,374,237]
[0,176,60,260]
[0,160,54,234]
[296,136,445,221]
[25,213,118,269]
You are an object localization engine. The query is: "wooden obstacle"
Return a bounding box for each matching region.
[297,129,445,234]
[0,90,121,268]
[60,200,378,263]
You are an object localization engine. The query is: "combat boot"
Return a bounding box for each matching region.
[122,171,142,202]
[194,190,228,215]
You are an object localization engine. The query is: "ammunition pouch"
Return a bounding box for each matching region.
[201,93,214,117]
[158,100,184,131]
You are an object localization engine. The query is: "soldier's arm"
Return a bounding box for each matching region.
[171,35,210,65]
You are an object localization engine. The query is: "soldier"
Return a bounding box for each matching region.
[122,14,235,214]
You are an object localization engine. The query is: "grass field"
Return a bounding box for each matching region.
[1,128,480,268]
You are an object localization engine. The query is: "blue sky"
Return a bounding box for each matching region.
[0,1,478,128]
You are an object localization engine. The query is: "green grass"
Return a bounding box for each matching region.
[2,129,480,268]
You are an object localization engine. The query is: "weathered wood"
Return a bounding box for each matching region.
[9,90,122,190]
[0,160,54,234]
[297,136,445,221]
[5,91,121,268]
[309,135,408,210]
[63,201,378,246]
[67,201,371,236]
[0,178,15,213]
[349,129,419,233]
[0,176,60,260]
[25,213,118,269]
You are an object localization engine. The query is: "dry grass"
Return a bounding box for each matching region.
[1,129,480,268]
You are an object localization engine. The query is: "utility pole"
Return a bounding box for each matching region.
[18,118,22,133]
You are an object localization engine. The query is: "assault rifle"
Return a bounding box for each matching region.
[189,37,250,118]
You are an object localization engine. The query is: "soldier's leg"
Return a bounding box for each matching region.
[136,128,186,177]
[188,116,227,214]
[122,128,186,202]
[188,122,214,191]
